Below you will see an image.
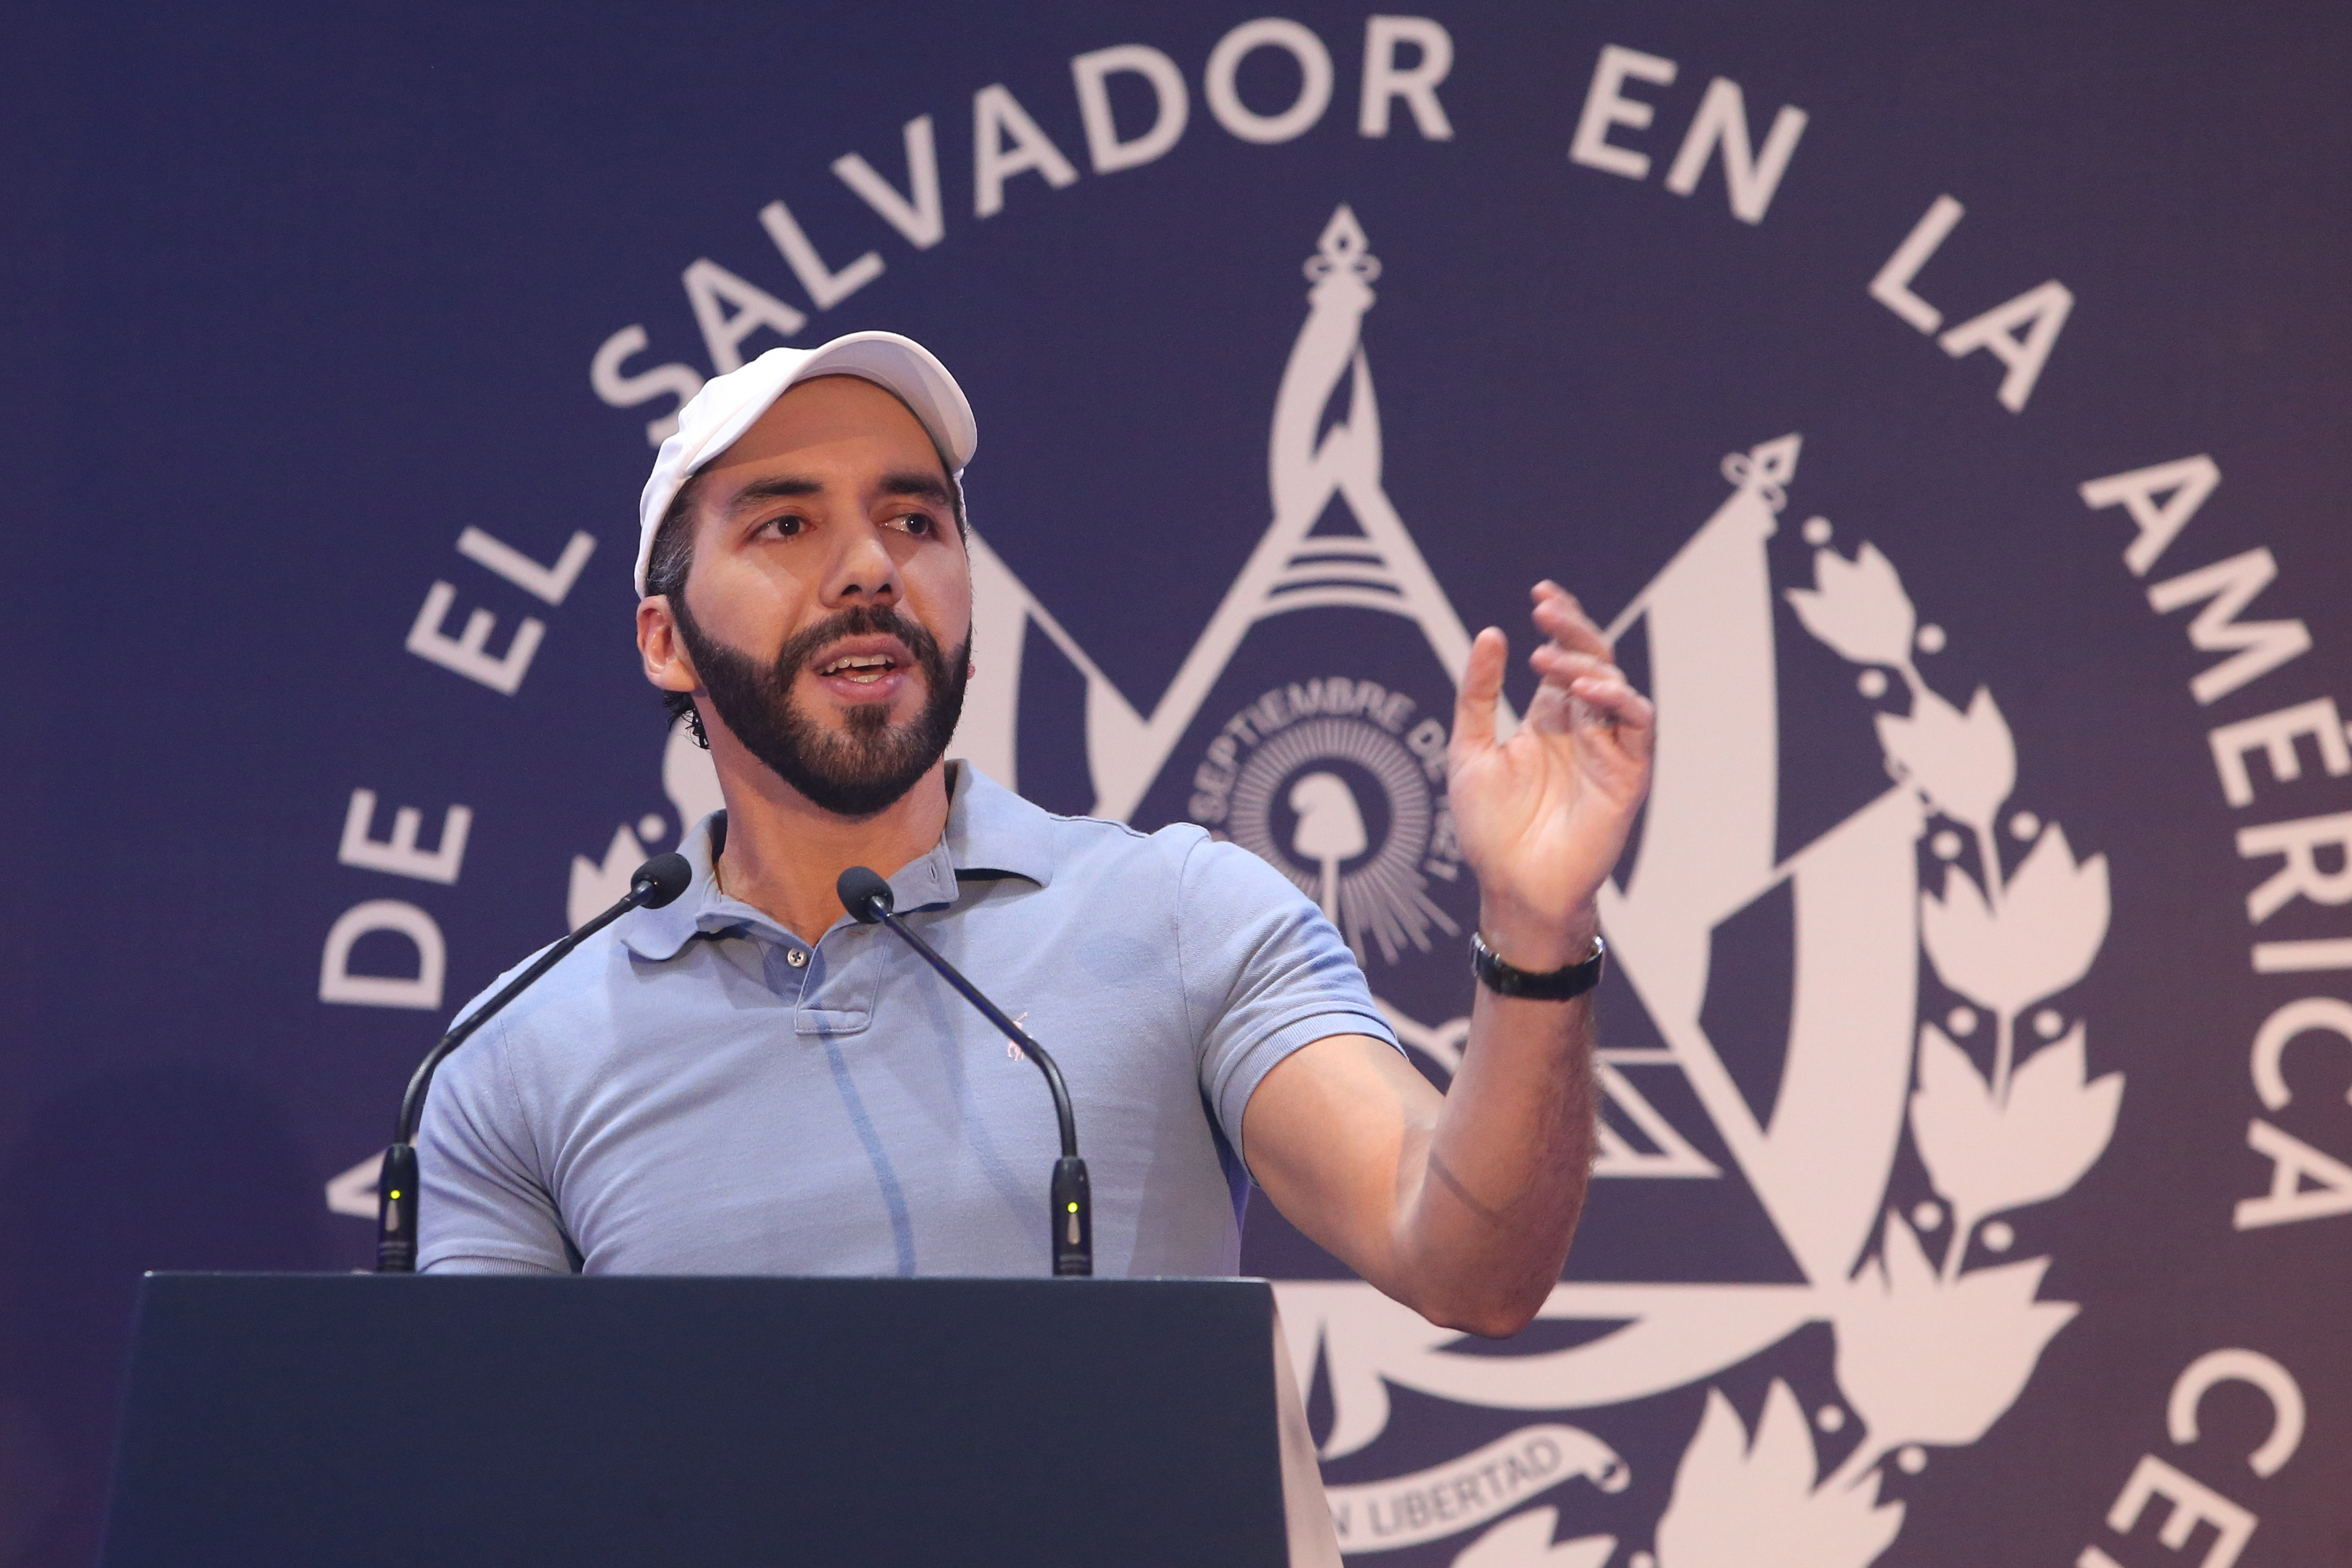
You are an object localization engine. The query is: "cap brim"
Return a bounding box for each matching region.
[634,331,977,595]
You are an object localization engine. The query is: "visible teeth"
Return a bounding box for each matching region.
[820,653,895,677]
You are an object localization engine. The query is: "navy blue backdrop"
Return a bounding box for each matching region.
[3,2,2350,1564]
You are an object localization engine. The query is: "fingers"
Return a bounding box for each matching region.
[1529,645,1613,688]
[1565,670,1657,767]
[1528,648,1657,782]
[1467,584,1656,763]
[1524,582,1651,756]
[1452,626,1508,759]
[1523,583,1616,734]
[1531,581,1612,662]
[1526,644,1607,734]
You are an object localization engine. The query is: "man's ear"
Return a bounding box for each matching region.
[636,595,700,693]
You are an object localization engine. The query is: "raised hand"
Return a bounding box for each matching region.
[1449,581,1656,971]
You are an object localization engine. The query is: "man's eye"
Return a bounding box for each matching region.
[764,514,806,537]
[886,512,936,536]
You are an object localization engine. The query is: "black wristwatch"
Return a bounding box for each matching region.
[1470,930,1607,1001]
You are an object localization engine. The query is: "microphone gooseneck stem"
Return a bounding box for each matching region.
[375,865,682,1273]
[393,925,589,1149]
[860,902,1092,1276]
[873,908,1080,1159]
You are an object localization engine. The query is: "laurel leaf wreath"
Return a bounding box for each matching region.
[1653,1384,1905,1568]
[1652,539,2121,1568]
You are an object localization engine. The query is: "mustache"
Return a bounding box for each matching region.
[773,603,947,683]
[672,591,971,818]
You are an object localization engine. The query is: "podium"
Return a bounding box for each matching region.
[102,1273,1337,1567]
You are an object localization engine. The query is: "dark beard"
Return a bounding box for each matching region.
[673,597,970,818]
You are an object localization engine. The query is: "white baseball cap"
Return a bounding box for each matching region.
[633,330,978,595]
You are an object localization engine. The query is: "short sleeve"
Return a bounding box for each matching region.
[1178,835,1403,1170]
[415,1015,574,1274]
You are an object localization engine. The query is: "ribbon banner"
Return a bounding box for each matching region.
[1324,1424,1628,1554]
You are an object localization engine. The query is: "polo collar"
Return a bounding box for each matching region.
[943,761,1058,890]
[616,761,1057,963]
[616,813,745,962]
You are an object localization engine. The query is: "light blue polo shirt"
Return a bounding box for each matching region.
[417,763,1399,1278]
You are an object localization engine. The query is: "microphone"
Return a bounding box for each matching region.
[373,852,693,1272]
[837,866,1092,1277]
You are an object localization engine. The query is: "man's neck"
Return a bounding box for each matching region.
[709,757,954,945]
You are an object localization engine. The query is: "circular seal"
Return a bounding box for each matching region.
[1188,677,1460,965]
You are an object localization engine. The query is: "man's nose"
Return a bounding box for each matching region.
[823,520,902,605]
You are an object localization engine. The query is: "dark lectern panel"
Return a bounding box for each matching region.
[103,1275,1287,1567]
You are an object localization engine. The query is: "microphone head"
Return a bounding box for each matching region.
[631,853,693,909]
[836,866,894,923]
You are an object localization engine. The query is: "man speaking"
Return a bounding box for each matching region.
[419,331,1653,1338]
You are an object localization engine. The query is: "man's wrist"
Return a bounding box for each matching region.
[1471,929,1605,1001]
[1475,900,1600,973]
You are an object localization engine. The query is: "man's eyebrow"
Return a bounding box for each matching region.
[725,474,823,513]
[879,470,953,505]
[725,471,951,513]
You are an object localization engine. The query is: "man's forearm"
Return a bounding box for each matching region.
[1394,926,1600,1336]
[1263,576,1650,1337]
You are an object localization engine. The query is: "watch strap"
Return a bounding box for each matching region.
[1470,930,1606,1001]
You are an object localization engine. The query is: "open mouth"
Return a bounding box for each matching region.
[815,651,899,684]
[806,633,920,699]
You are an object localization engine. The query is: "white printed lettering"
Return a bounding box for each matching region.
[337,789,472,885]
[1869,194,1964,333]
[1661,76,1807,223]
[758,199,884,310]
[2252,938,2352,973]
[405,582,545,696]
[457,527,596,607]
[1937,278,2074,413]
[2207,697,2352,807]
[1204,18,1335,145]
[319,899,446,1010]
[1569,44,1676,179]
[588,326,702,446]
[2237,811,2352,922]
[2149,548,2312,705]
[2235,1118,2352,1229]
[2105,1454,2256,1568]
[1071,44,1189,173]
[973,83,1080,217]
[1359,16,1454,139]
[834,116,945,249]
[2080,454,2221,577]
[2169,1350,2305,1478]
[2250,996,2352,1111]
[681,256,805,373]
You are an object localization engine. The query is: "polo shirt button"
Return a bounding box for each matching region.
[785,947,808,969]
